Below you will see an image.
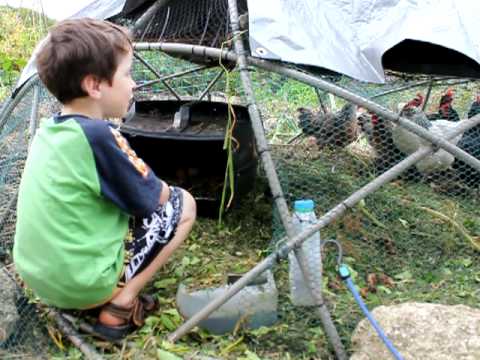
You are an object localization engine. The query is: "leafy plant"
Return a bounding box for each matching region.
[0,6,51,99]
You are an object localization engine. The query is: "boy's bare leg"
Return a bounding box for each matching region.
[99,189,196,326]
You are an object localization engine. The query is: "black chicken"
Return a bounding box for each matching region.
[427,89,460,122]
[364,112,420,177]
[357,110,398,171]
[297,103,359,150]
[357,110,374,142]
[467,95,480,119]
[452,95,480,188]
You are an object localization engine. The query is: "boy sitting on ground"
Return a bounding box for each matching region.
[13,18,196,341]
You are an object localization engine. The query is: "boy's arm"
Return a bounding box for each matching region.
[82,121,164,217]
[159,180,170,205]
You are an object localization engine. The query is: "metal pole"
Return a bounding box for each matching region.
[134,65,209,90]
[133,42,238,62]
[422,77,435,111]
[230,1,346,357]
[167,113,480,343]
[132,0,172,38]
[315,87,328,114]
[370,78,470,100]
[28,84,40,148]
[198,70,225,101]
[49,311,104,360]
[133,51,182,100]
[226,1,292,235]
[0,75,40,134]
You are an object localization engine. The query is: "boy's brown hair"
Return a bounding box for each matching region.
[36,18,132,104]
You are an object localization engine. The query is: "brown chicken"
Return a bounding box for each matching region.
[297,103,359,150]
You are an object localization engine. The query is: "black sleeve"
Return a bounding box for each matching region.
[80,120,162,217]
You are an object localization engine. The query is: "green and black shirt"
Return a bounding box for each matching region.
[14,114,161,309]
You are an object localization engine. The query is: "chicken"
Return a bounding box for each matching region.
[392,93,465,174]
[427,88,460,122]
[451,95,480,187]
[357,109,374,142]
[394,94,431,154]
[369,113,393,154]
[297,103,359,150]
[359,110,420,178]
[467,95,480,119]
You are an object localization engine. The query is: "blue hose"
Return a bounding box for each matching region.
[339,264,404,360]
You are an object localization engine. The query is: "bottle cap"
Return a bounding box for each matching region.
[294,199,314,212]
[338,264,351,280]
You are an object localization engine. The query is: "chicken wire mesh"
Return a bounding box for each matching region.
[0,7,480,355]
[0,80,60,359]
[260,69,480,356]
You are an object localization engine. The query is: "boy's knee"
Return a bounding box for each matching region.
[181,189,196,222]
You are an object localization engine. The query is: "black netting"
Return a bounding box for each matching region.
[0,82,58,359]
[114,0,248,48]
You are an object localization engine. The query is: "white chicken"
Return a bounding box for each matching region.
[392,94,464,174]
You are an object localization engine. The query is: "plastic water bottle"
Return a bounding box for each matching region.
[288,199,322,306]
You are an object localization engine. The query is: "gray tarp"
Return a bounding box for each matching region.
[7,0,480,89]
[248,0,480,83]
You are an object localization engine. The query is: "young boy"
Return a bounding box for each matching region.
[13,18,196,341]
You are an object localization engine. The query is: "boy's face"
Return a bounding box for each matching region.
[100,49,136,119]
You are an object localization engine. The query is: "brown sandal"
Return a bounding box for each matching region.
[92,298,146,341]
[139,294,159,313]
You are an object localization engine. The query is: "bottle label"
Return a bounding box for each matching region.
[294,212,316,224]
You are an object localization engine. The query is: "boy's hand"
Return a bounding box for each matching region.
[159,181,170,205]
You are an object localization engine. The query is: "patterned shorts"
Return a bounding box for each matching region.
[120,186,183,283]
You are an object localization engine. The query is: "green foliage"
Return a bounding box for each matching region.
[0,6,51,97]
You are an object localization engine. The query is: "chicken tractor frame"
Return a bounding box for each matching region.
[1,1,480,359]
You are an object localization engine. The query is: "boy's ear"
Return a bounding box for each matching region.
[80,75,102,99]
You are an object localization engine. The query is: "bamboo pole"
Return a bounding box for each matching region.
[49,311,103,360]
